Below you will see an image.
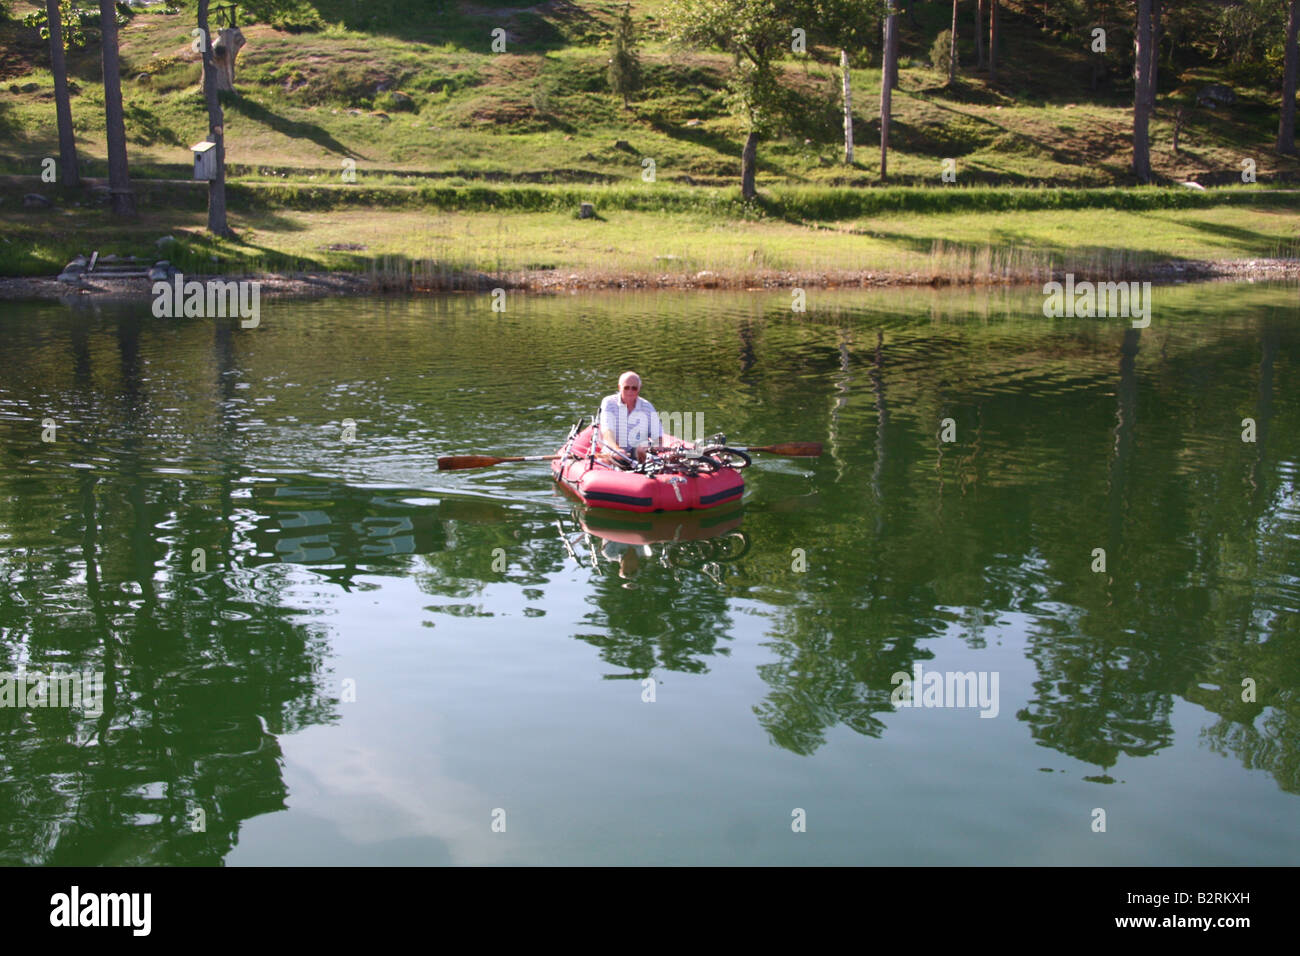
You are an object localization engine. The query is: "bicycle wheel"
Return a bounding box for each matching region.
[698,446,751,470]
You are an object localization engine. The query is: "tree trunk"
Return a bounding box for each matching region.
[46,0,80,188]
[840,49,854,165]
[884,3,899,91]
[1133,0,1153,183]
[988,0,999,83]
[881,3,898,180]
[1279,0,1299,155]
[975,0,986,70]
[741,130,758,199]
[98,0,135,216]
[199,0,233,237]
[949,0,959,85]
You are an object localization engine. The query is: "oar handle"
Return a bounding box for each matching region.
[735,442,824,457]
[438,453,559,471]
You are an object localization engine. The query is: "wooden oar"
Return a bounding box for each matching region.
[731,441,823,457]
[438,453,559,471]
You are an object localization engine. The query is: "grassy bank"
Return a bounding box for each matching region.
[3,180,1296,283]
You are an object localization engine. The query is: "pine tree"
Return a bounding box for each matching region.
[607,5,641,109]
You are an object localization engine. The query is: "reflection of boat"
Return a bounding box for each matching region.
[552,424,745,513]
[566,502,750,577]
[578,502,745,546]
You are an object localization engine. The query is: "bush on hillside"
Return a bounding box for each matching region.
[607,5,641,108]
[931,30,956,79]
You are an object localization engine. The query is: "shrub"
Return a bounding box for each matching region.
[376,90,416,113]
[607,5,642,108]
[931,29,956,79]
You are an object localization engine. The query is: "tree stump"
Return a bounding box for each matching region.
[579,202,595,219]
[212,28,245,92]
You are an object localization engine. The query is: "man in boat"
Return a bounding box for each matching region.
[599,371,666,468]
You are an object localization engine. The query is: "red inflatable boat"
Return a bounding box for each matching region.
[552,425,746,513]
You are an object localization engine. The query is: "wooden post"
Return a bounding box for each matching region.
[881,1,897,180]
[841,49,854,164]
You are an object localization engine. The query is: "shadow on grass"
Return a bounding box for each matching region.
[861,228,1169,266]
[643,115,800,186]
[0,100,18,143]
[227,95,365,161]
[1171,216,1289,255]
[308,0,596,54]
[643,113,740,159]
[191,236,332,273]
[223,206,314,232]
[125,104,187,149]
[887,112,999,159]
[909,78,1007,107]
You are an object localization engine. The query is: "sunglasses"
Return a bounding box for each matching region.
[622,385,639,391]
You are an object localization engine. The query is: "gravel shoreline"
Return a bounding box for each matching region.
[2,258,1296,301]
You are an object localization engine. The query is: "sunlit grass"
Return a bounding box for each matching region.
[3,199,1294,282]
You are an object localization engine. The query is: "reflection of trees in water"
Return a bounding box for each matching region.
[1014,322,1300,784]
[1186,321,1297,792]
[753,603,918,756]
[572,515,748,678]
[577,573,734,678]
[747,314,1300,781]
[0,316,337,865]
[1200,707,1300,795]
[1016,628,1176,768]
[1015,328,1176,769]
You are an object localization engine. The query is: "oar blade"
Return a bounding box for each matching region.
[753,441,823,457]
[438,455,506,471]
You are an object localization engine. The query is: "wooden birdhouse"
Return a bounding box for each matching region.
[192,141,217,181]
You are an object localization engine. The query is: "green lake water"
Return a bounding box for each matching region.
[1,284,1297,865]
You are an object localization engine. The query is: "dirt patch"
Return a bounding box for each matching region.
[0,21,45,82]
[479,54,544,86]
[470,100,536,124]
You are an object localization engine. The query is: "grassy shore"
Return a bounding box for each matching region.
[3,180,1298,289]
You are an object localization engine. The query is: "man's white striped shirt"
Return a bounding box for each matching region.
[600,394,663,450]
